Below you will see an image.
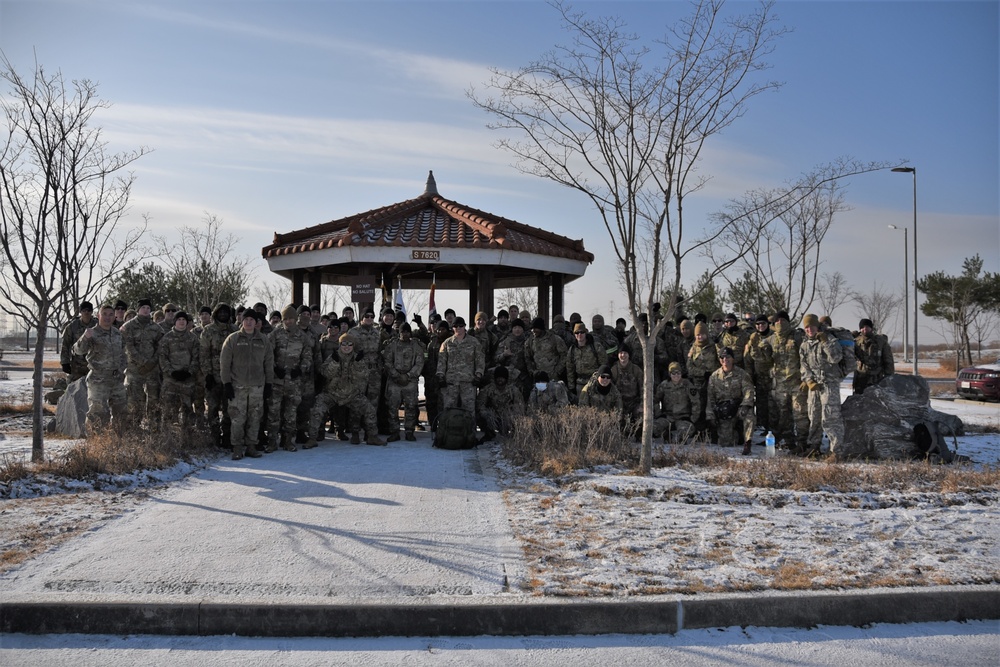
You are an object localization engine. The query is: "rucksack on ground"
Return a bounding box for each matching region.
[433,407,478,450]
[827,327,857,378]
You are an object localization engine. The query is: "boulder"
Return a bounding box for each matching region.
[841,374,963,461]
[54,376,89,438]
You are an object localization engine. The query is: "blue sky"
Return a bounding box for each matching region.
[2,0,997,344]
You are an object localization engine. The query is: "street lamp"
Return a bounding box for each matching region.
[892,166,917,376]
[887,224,908,362]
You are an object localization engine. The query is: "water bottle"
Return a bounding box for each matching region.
[765,431,776,457]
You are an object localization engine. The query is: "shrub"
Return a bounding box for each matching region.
[502,407,637,475]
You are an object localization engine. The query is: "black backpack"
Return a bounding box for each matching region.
[433,408,478,450]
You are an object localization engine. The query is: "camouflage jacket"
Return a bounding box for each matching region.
[854,332,894,381]
[578,378,622,413]
[382,337,425,385]
[60,316,96,367]
[528,380,570,414]
[706,366,755,417]
[765,328,805,387]
[318,350,369,404]
[437,334,485,384]
[800,332,844,385]
[566,335,605,390]
[494,333,528,376]
[470,327,498,363]
[610,359,644,406]
[654,378,700,421]
[524,330,567,379]
[718,326,750,368]
[158,328,200,377]
[476,381,525,416]
[72,325,126,378]
[687,341,721,385]
[744,330,774,383]
[200,321,238,380]
[269,324,310,386]
[351,324,383,373]
[219,329,274,388]
[121,314,165,374]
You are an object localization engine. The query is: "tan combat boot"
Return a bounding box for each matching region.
[365,432,387,446]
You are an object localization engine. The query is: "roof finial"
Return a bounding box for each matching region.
[423,170,438,197]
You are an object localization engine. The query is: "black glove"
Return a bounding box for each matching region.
[61,363,72,374]
[436,375,447,388]
[274,366,286,379]
[396,373,410,386]
[290,368,302,379]
[205,374,216,390]
[474,375,484,388]
[263,383,272,400]
[171,369,191,381]
[412,313,422,324]
[224,382,235,400]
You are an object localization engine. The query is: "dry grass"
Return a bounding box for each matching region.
[502,407,637,475]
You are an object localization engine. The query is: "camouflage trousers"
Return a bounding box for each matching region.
[772,382,809,449]
[295,375,316,436]
[161,377,196,430]
[807,380,844,455]
[423,376,443,429]
[125,368,161,424]
[652,416,695,444]
[310,391,376,437]
[441,381,477,417]
[228,385,264,450]
[205,380,231,444]
[385,379,419,433]
[85,372,127,434]
[711,409,755,446]
[268,379,302,440]
[753,378,773,432]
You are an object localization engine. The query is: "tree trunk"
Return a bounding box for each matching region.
[639,329,656,474]
[31,322,48,463]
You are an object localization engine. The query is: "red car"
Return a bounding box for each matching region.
[956,360,1000,401]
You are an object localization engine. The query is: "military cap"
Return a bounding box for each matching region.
[573,323,588,334]
[281,305,298,319]
[802,313,819,328]
[530,317,546,331]
[859,318,874,329]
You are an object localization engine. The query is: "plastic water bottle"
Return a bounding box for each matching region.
[765,431,776,457]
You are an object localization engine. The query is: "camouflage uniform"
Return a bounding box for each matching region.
[60,315,96,383]
[610,358,644,423]
[590,316,619,363]
[718,324,750,369]
[800,327,845,456]
[73,324,127,433]
[687,338,721,427]
[494,328,530,399]
[475,378,524,437]
[268,318,309,450]
[352,321,383,422]
[744,328,774,432]
[200,305,237,446]
[382,334,426,437]
[120,313,164,424]
[653,377,700,443]
[219,326,274,458]
[295,313,322,441]
[436,333,485,415]
[764,322,808,450]
[566,333,604,398]
[854,331,894,394]
[578,377,623,413]
[158,325,200,430]
[528,379,570,414]
[423,329,449,431]
[308,347,378,442]
[706,364,755,446]
[524,330,567,383]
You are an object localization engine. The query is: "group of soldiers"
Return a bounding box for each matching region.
[59,296,895,461]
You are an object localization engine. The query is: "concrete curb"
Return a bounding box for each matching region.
[3,586,997,637]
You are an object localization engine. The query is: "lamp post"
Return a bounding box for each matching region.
[887,224,908,362]
[892,166,917,375]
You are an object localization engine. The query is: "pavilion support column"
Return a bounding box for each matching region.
[468,275,479,321]
[478,266,495,318]
[308,271,322,309]
[292,269,305,307]
[552,274,565,319]
[537,273,552,327]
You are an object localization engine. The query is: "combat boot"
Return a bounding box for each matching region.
[365,432,387,446]
[350,431,361,445]
[387,431,401,443]
[281,433,298,452]
[404,431,416,441]
[245,444,262,458]
[231,446,245,461]
[264,435,278,454]
[302,437,318,449]
[337,429,349,441]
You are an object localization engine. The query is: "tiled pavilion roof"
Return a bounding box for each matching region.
[262,173,593,264]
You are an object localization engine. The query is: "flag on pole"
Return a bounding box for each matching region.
[379,275,391,313]
[428,274,437,320]
[394,277,406,318]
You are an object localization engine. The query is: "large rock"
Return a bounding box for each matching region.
[54,376,88,438]
[841,374,963,461]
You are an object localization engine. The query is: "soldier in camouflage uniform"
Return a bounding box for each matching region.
[578,365,622,414]
[113,300,128,329]
[61,300,96,383]
[686,321,721,432]
[494,318,530,398]
[610,345,644,426]
[566,323,604,400]
[382,323,425,441]
[120,298,165,426]
[305,334,385,447]
[527,370,570,414]
[219,310,274,460]
[158,311,200,431]
[718,313,750,369]
[470,312,498,364]
[422,321,451,431]
[73,304,127,434]
[436,317,485,417]
[799,313,845,458]
[475,365,524,443]
[653,362,700,444]
[590,313,619,364]
[200,303,237,447]
[744,314,774,433]
[764,312,809,452]
[352,309,383,429]
[524,318,567,384]
[853,317,894,395]
[294,306,322,442]
[706,347,755,454]
[159,303,179,333]
[676,318,695,374]
[267,305,309,452]
[550,313,575,349]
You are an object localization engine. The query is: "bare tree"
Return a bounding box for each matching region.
[817,271,851,319]
[852,282,903,338]
[495,287,539,317]
[0,56,149,461]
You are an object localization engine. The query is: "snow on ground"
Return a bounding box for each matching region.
[1,372,998,596]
